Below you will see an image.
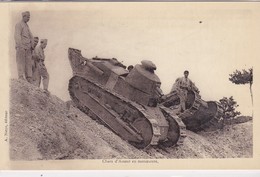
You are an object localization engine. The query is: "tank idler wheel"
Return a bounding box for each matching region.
[161,117,180,147]
[129,118,153,149]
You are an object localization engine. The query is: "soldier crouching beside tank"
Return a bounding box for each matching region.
[171,70,199,112]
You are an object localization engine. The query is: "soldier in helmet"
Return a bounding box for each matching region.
[171,70,199,112]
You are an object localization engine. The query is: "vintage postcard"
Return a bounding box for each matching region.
[0,2,260,170]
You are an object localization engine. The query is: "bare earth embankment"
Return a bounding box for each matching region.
[9,79,253,160]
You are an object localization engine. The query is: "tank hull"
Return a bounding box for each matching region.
[68,48,186,149]
[160,91,223,132]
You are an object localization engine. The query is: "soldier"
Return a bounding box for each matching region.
[32,37,39,49]
[14,11,34,83]
[34,39,49,93]
[32,37,39,85]
[171,70,199,112]
[127,65,134,72]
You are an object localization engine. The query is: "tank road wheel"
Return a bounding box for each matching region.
[161,116,180,147]
[130,118,153,149]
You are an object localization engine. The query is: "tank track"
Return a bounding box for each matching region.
[161,91,223,132]
[198,101,224,131]
[180,97,223,132]
[69,76,186,148]
[159,106,187,146]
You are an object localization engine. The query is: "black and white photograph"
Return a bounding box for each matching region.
[0,2,259,170]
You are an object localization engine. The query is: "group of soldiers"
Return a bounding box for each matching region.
[14,11,49,93]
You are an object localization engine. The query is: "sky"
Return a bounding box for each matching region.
[8,3,260,116]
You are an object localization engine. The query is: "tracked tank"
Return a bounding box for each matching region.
[68,48,186,149]
[160,90,223,132]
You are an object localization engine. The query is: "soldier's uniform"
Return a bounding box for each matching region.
[171,77,199,112]
[14,11,34,82]
[32,52,41,87]
[32,37,40,86]
[34,39,49,91]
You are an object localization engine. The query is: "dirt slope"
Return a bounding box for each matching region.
[9,79,253,160]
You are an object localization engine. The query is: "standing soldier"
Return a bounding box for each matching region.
[171,70,199,112]
[34,39,49,93]
[14,11,34,83]
[32,37,39,85]
[32,37,39,50]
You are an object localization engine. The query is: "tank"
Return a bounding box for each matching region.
[68,48,186,149]
[160,90,223,132]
